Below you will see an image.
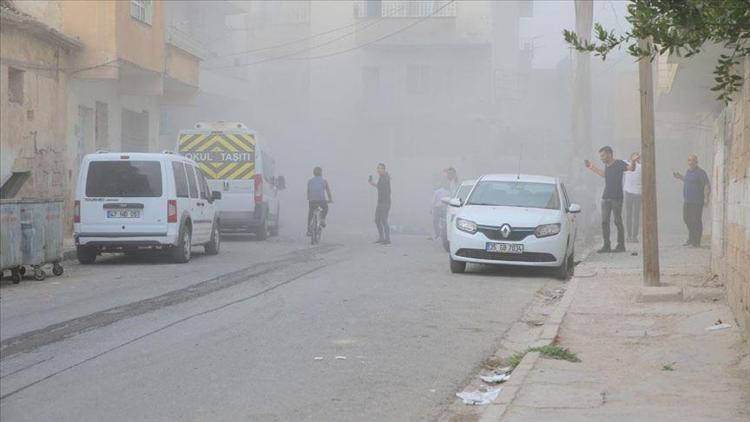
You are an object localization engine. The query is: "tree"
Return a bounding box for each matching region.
[563,0,750,103]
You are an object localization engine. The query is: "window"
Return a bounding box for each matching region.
[8,67,23,104]
[95,102,109,150]
[186,165,199,199]
[172,162,189,198]
[456,184,473,203]
[407,64,431,95]
[560,183,571,209]
[362,66,380,99]
[86,161,162,197]
[130,0,153,25]
[365,0,382,17]
[197,171,211,200]
[466,181,560,210]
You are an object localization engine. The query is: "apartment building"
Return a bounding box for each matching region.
[0,0,202,235]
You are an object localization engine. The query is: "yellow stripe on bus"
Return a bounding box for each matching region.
[227,162,253,180]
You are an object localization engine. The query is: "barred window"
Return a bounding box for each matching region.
[130,0,152,25]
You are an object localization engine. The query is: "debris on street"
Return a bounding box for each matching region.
[456,387,502,405]
[479,372,511,384]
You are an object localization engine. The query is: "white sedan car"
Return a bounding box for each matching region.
[447,174,580,279]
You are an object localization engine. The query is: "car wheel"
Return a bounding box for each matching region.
[173,225,192,263]
[77,246,97,264]
[449,256,466,274]
[554,248,572,280]
[204,221,220,255]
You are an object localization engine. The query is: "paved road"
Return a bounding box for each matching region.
[1,230,558,421]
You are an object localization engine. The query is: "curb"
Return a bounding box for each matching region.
[475,244,594,422]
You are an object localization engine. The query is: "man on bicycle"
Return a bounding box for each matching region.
[307,167,333,236]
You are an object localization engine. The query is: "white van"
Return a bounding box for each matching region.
[74,152,222,264]
[178,122,284,239]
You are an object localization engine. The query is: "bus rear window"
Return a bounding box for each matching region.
[86,161,162,197]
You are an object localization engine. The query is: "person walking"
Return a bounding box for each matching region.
[585,146,633,253]
[673,154,710,247]
[369,163,391,245]
[623,152,642,242]
[307,167,332,236]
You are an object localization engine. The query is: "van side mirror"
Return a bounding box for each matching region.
[276,175,286,190]
[567,203,581,213]
[449,198,462,207]
[211,191,222,201]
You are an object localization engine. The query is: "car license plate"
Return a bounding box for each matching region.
[107,209,141,218]
[485,242,524,254]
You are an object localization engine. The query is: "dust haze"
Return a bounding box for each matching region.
[161,0,697,239]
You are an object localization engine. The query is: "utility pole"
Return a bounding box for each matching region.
[638,38,660,286]
[571,0,594,244]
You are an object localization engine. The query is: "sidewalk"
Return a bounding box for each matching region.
[501,239,750,422]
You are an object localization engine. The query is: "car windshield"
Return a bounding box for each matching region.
[86,161,163,197]
[466,181,560,210]
[456,184,473,203]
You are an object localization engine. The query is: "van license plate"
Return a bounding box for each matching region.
[485,242,523,254]
[107,209,141,218]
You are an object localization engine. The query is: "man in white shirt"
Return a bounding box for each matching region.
[623,152,642,243]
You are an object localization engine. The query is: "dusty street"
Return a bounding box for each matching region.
[0,230,560,421]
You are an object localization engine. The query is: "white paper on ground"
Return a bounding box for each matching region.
[456,388,502,405]
[480,373,511,384]
[705,323,732,331]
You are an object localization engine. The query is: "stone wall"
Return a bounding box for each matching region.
[722,58,750,340]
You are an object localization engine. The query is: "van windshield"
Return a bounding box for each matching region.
[86,161,162,197]
[466,181,559,210]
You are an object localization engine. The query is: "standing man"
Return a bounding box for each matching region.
[585,146,632,253]
[307,166,332,236]
[623,152,642,243]
[445,167,459,195]
[673,154,710,247]
[369,163,391,245]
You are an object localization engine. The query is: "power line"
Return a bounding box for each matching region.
[213,0,456,69]
[210,2,413,61]
[292,0,456,61]
[207,10,396,70]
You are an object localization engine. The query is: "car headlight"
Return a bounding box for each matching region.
[535,223,561,238]
[456,218,478,234]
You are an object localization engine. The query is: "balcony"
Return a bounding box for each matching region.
[354,0,457,18]
[352,1,482,48]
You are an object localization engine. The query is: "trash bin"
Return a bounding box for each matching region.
[18,199,65,281]
[0,201,23,283]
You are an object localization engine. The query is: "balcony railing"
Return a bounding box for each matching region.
[355,1,457,18]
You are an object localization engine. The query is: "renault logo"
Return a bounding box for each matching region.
[500,224,512,239]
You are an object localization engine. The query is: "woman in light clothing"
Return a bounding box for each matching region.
[623,152,642,242]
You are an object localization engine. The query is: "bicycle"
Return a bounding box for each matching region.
[309,204,324,245]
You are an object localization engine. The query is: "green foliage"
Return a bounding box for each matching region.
[506,344,581,369]
[563,0,750,103]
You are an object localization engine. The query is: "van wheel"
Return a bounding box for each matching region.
[269,207,280,237]
[204,222,220,255]
[173,225,192,263]
[77,246,97,264]
[449,256,466,274]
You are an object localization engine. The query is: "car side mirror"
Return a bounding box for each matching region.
[211,191,222,201]
[567,203,581,213]
[440,196,452,205]
[449,198,462,207]
[276,175,286,190]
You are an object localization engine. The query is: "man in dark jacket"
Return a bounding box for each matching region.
[673,154,710,247]
[368,163,391,245]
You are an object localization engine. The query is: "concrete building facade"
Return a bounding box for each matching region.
[1,0,202,237]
